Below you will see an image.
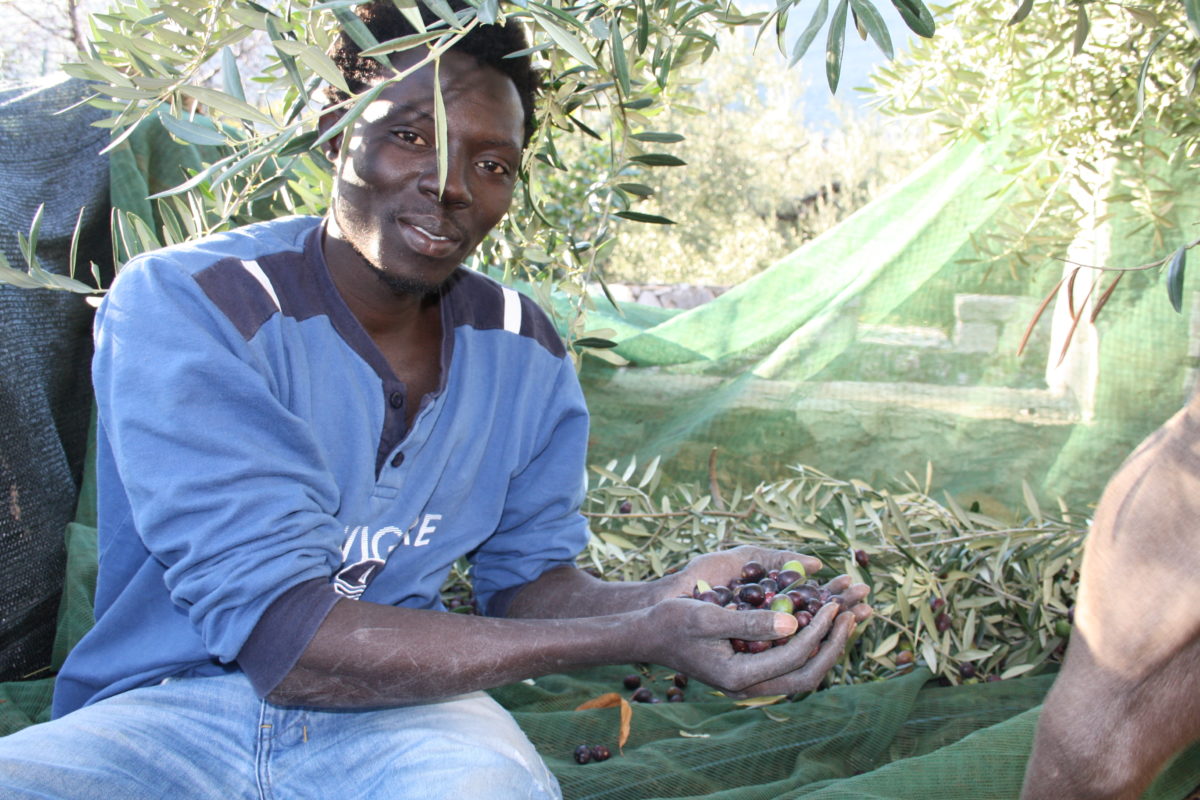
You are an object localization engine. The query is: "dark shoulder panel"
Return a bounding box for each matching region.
[193,256,282,341]
[517,291,566,358]
[446,269,565,357]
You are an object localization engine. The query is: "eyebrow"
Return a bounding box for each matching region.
[375,101,521,153]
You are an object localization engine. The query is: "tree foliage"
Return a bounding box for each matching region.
[563,33,939,286]
[31,0,933,351]
[872,0,1200,301]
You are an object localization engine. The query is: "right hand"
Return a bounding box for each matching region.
[631,581,869,698]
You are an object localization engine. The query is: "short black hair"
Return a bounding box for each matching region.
[327,1,540,146]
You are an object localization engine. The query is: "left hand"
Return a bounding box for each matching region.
[657,544,873,697]
[663,544,823,599]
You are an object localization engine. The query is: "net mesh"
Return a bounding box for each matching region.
[564,135,1199,515]
[0,76,108,681]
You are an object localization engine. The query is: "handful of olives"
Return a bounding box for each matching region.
[692,559,840,653]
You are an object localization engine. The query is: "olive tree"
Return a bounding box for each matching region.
[1,0,934,356]
[872,0,1200,327]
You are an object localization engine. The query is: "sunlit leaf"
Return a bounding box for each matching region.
[1072,3,1089,55]
[615,211,676,224]
[332,6,390,66]
[533,12,599,69]
[629,153,686,166]
[221,47,246,103]
[825,0,849,93]
[1167,245,1188,313]
[1186,0,1200,38]
[631,131,684,143]
[890,0,934,37]
[359,30,451,56]
[180,85,275,127]
[791,0,830,66]
[157,109,228,146]
[849,0,893,59]
[610,19,632,94]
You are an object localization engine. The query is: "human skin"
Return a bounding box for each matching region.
[270,50,871,709]
[273,545,871,707]
[1020,396,1200,799]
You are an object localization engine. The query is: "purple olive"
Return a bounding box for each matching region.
[740,561,767,583]
[776,569,803,589]
[738,583,766,607]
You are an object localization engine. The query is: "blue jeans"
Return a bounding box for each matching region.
[0,672,561,799]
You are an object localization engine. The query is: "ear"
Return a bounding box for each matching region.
[318,105,346,163]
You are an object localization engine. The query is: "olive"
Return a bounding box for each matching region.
[740,561,767,583]
[738,583,766,607]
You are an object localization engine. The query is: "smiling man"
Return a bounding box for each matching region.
[0,3,869,798]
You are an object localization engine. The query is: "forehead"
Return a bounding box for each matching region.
[358,48,523,144]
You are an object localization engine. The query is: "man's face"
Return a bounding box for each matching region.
[322,48,525,295]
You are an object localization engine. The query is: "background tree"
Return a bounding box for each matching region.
[0,0,91,81]
[3,0,931,354]
[872,0,1200,321]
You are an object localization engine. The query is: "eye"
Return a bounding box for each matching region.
[478,159,510,176]
[392,129,429,146]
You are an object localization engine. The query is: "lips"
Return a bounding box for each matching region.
[396,215,465,260]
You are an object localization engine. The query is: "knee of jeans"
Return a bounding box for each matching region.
[440,745,561,799]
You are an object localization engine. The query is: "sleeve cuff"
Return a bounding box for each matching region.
[237,578,341,697]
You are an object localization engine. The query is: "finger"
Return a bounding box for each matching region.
[851,603,873,623]
[729,546,822,577]
[721,608,799,641]
[823,575,853,594]
[724,602,842,681]
[834,582,871,608]
[730,611,858,698]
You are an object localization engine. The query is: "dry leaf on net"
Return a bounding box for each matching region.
[574,692,633,752]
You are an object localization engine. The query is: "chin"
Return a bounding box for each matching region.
[376,267,450,297]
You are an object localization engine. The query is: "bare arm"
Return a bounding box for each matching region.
[268,546,870,708]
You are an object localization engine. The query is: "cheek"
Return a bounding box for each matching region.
[478,186,516,227]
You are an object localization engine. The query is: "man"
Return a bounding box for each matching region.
[0,4,870,797]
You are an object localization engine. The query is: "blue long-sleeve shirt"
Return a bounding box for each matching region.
[53,216,590,716]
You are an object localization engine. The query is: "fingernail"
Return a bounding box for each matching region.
[773,613,798,636]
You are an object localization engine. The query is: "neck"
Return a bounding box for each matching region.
[322,223,444,337]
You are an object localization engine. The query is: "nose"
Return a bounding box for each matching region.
[417,145,472,208]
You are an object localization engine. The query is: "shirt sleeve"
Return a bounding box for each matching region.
[468,353,592,617]
[93,253,346,668]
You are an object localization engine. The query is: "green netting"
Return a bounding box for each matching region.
[3,512,1199,798]
[501,666,1200,800]
[569,135,1199,514]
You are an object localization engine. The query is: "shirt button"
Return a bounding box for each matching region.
[389,391,404,409]
[391,451,405,468]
